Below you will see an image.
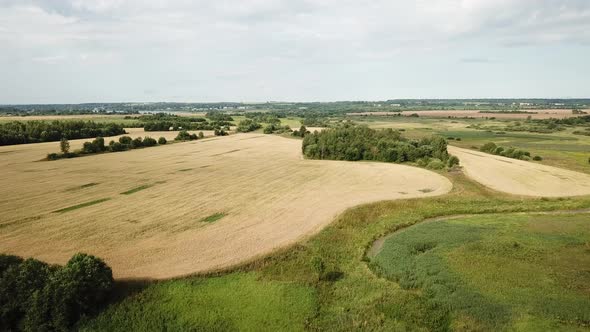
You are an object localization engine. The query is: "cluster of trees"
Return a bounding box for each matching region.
[0,253,113,331]
[480,142,542,161]
[302,125,457,169]
[205,112,234,122]
[263,123,292,134]
[301,116,329,127]
[236,119,262,132]
[244,113,282,125]
[292,126,309,137]
[140,113,231,131]
[0,121,126,146]
[47,135,167,160]
[175,130,204,141]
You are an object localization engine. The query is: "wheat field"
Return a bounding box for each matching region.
[0,132,452,279]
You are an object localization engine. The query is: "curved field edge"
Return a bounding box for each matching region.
[368,211,590,330]
[79,172,590,331]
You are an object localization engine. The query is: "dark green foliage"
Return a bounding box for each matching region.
[480,141,537,160]
[236,119,262,133]
[142,137,157,147]
[244,112,282,125]
[0,120,126,146]
[302,124,449,164]
[447,155,460,167]
[158,137,167,145]
[119,136,132,145]
[533,155,543,161]
[198,132,204,139]
[292,125,309,138]
[175,130,192,141]
[263,123,291,134]
[214,129,228,136]
[0,253,113,332]
[141,113,223,131]
[108,141,127,152]
[301,116,328,127]
[81,137,107,154]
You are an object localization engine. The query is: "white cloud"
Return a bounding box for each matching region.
[0,0,589,102]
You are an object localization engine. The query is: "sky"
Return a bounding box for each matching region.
[1,0,589,103]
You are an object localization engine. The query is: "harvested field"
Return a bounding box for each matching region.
[0,134,451,279]
[348,109,587,119]
[448,145,590,196]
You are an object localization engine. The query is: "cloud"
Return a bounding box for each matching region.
[0,0,589,102]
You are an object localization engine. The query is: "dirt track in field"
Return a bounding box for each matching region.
[0,133,452,279]
[448,145,590,197]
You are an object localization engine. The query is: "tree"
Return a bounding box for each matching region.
[59,138,70,154]
[158,137,167,145]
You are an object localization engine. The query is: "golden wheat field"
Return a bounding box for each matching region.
[0,132,452,279]
[448,145,590,197]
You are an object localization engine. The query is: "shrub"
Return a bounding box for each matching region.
[214,129,228,136]
[158,137,167,145]
[236,119,261,133]
[447,155,460,167]
[175,130,191,141]
[109,141,126,152]
[131,137,143,148]
[427,159,445,170]
[119,136,132,145]
[47,153,60,160]
[198,132,204,139]
[480,142,497,153]
[533,155,543,161]
[142,137,157,147]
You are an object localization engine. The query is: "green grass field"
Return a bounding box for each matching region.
[371,212,590,331]
[80,273,315,331]
[80,172,590,331]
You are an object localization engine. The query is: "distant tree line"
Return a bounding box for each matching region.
[140,113,231,131]
[47,135,167,160]
[0,253,113,331]
[479,142,542,161]
[0,121,126,146]
[302,124,458,169]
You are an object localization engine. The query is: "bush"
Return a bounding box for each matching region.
[214,129,228,136]
[131,137,143,148]
[480,142,497,153]
[236,119,261,133]
[109,141,127,152]
[175,130,191,141]
[158,137,167,145]
[47,153,60,160]
[447,155,460,167]
[533,155,543,161]
[198,132,204,139]
[119,136,132,145]
[142,137,158,147]
[427,159,445,170]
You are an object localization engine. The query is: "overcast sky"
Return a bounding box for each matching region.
[1,0,589,103]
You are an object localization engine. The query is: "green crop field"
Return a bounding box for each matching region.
[371,212,590,331]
